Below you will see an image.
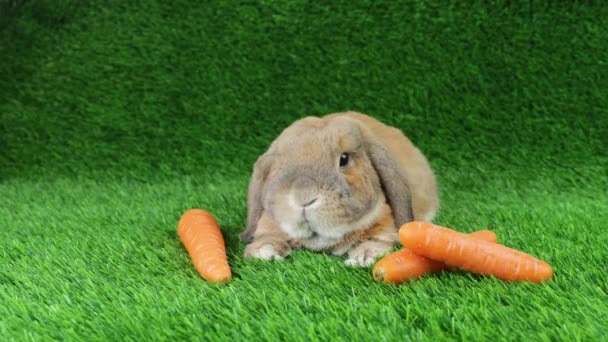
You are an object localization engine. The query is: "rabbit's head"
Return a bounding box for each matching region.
[240,115,414,242]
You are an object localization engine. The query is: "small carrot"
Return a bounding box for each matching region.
[373,230,497,284]
[400,222,553,283]
[177,209,232,283]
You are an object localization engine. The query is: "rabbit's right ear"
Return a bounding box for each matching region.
[365,137,414,228]
[240,153,275,241]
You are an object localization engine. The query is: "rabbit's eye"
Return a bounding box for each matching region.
[339,153,350,167]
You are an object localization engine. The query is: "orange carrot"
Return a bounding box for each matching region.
[373,230,497,284]
[177,209,232,283]
[400,222,553,283]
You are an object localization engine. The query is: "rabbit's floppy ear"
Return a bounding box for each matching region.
[365,136,414,227]
[240,153,275,241]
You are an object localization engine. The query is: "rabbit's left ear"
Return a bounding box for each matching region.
[365,137,414,228]
[240,153,275,242]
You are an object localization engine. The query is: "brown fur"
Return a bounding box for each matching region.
[243,212,291,260]
[326,112,439,221]
[330,203,396,253]
[240,111,439,266]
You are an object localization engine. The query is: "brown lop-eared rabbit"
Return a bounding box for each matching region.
[240,112,439,266]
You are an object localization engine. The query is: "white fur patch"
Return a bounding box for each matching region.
[280,222,314,239]
[316,199,385,239]
[251,244,284,261]
[345,240,392,267]
[344,257,376,267]
[278,198,388,254]
[288,193,323,210]
[288,194,299,210]
[420,211,436,223]
[300,199,387,252]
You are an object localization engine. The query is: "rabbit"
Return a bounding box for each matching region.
[239,111,439,266]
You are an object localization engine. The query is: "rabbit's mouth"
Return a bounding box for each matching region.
[280,220,315,239]
[298,216,313,230]
[295,214,320,236]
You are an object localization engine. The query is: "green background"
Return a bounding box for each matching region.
[1,1,607,340]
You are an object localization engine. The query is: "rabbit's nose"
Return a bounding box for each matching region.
[288,192,321,210]
[294,191,321,208]
[292,176,316,190]
[290,176,322,208]
[296,196,322,210]
[302,198,318,207]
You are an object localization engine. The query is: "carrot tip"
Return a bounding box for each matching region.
[208,276,232,284]
[372,268,386,282]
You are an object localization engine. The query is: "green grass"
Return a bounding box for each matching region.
[1,0,607,340]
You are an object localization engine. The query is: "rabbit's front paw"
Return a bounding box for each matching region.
[345,240,392,267]
[244,239,291,261]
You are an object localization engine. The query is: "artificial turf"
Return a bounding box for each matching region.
[1,0,607,340]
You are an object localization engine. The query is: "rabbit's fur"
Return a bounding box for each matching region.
[240,112,438,266]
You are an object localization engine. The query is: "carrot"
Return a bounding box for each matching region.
[373,230,497,284]
[177,209,232,283]
[399,222,553,283]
